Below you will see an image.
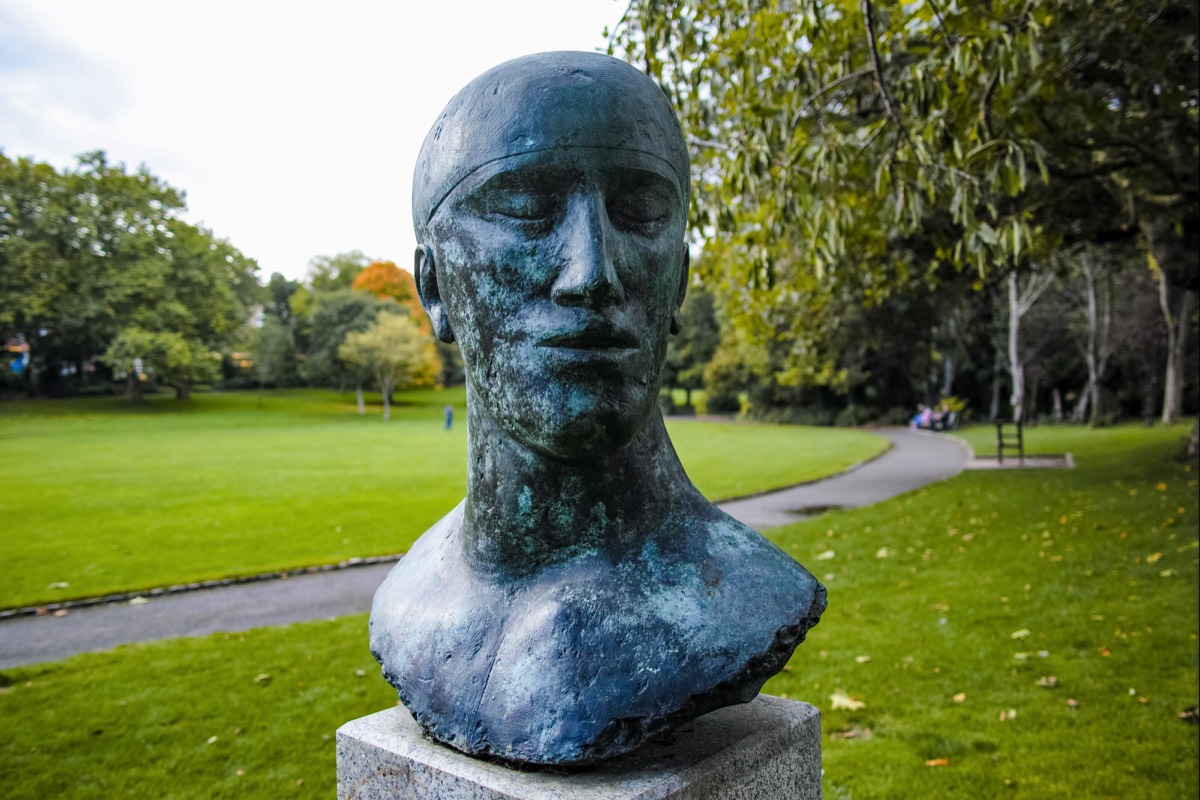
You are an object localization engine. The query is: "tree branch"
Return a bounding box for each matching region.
[861,0,922,163]
[790,67,874,129]
[925,0,953,42]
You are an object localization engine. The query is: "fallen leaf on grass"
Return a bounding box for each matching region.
[1011,628,1031,639]
[830,689,866,710]
[875,547,891,558]
[1146,552,1163,564]
[1036,676,1059,689]
[854,655,871,664]
[830,725,872,740]
[925,758,949,767]
[953,693,966,703]
[1098,647,1112,657]
[254,673,272,686]
[47,581,69,589]
[1179,706,1198,723]
[206,735,218,745]
[1067,699,1080,709]
[999,709,1018,721]
[815,550,836,561]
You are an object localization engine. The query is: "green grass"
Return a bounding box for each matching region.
[0,390,885,609]
[762,423,1199,798]
[0,424,1193,798]
[0,617,392,798]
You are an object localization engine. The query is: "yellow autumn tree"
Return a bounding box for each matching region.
[351,261,429,334]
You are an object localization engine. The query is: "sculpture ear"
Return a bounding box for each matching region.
[670,249,690,336]
[415,244,456,343]
[676,248,690,309]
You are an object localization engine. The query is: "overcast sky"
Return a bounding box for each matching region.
[0,0,628,280]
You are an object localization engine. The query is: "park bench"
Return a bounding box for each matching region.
[994,419,1024,465]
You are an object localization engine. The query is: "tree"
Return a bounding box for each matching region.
[294,289,393,389]
[1,151,258,399]
[252,314,295,391]
[101,327,218,402]
[352,261,420,312]
[305,251,369,293]
[612,1,1196,424]
[338,312,440,420]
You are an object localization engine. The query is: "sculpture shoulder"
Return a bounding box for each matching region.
[369,501,825,765]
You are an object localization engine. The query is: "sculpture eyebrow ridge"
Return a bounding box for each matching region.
[425,145,687,225]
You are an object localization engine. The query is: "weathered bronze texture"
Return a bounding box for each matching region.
[370,51,825,767]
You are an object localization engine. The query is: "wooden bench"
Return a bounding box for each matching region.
[994,419,1024,465]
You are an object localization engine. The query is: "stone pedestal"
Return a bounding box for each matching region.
[337,694,821,799]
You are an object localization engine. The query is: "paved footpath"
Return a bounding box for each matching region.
[0,428,968,670]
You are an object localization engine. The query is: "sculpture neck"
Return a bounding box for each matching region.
[462,386,692,576]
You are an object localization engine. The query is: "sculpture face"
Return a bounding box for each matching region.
[415,52,691,459]
[428,148,686,458]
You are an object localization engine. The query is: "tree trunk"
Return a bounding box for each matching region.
[1008,272,1026,422]
[1160,279,1196,424]
[382,380,392,421]
[940,353,955,399]
[174,381,192,401]
[356,384,365,415]
[1072,384,1090,425]
[1052,388,1064,423]
[126,374,144,404]
[1007,269,1055,423]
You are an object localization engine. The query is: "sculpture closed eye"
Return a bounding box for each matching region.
[470,180,562,227]
[606,183,672,232]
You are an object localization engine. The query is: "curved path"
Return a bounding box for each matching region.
[0,428,968,670]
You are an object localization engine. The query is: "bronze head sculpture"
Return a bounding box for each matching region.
[370,51,825,767]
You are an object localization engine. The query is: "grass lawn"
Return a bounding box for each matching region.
[763,423,1199,798]
[0,423,1193,798]
[0,389,885,609]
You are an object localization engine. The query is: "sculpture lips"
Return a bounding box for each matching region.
[539,327,639,351]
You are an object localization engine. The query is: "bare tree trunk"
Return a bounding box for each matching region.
[1008,273,1024,422]
[1072,250,1114,427]
[941,353,955,399]
[1052,388,1064,423]
[126,374,144,404]
[1160,278,1196,424]
[356,383,365,415]
[1008,270,1054,422]
[174,381,192,401]
[382,380,392,421]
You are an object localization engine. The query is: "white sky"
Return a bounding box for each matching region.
[0,0,630,281]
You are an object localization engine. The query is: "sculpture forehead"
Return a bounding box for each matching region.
[413,51,689,231]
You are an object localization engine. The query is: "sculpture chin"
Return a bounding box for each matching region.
[471,346,661,461]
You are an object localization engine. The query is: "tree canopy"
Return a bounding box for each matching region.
[612,0,1197,422]
[0,151,260,398]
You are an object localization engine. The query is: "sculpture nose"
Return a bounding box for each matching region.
[550,193,625,309]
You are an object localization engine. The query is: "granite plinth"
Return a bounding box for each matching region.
[336,694,821,799]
